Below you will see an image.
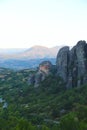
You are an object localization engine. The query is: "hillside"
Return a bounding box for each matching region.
[0,68,87,129]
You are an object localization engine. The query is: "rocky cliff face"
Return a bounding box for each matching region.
[56,46,69,82]
[28,61,52,87]
[56,40,87,88]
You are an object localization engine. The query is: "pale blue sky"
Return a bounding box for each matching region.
[0,0,87,48]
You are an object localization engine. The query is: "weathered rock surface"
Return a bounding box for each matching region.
[29,61,52,87]
[56,46,70,82]
[56,40,87,88]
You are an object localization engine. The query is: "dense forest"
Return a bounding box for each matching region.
[0,68,87,129]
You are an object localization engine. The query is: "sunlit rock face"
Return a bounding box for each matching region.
[28,61,52,87]
[39,61,52,75]
[56,40,87,88]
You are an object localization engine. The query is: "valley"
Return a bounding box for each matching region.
[0,41,87,129]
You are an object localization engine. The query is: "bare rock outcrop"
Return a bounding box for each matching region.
[56,46,70,82]
[56,40,87,88]
[28,61,52,87]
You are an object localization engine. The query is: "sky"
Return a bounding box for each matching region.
[0,0,87,48]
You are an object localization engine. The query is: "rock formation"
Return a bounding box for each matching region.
[56,40,87,88]
[28,61,52,87]
[29,40,87,89]
[56,46,69,82]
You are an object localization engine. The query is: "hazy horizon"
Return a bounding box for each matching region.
[0,44,64,49]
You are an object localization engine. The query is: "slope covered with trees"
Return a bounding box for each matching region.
[0,68,87,129]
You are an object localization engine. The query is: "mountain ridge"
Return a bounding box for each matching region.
[0,45,63,59]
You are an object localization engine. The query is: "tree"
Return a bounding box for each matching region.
[60,113,80,130]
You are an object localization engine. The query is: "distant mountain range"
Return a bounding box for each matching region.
[0,45,63,70]
[19,45,62,59]
[0,45,63,59]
